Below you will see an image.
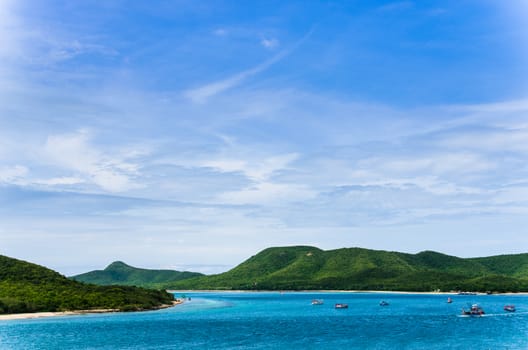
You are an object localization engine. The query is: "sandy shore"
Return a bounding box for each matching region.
[0,309,118,321]
[0,300,183,321]
[168,289,528,296]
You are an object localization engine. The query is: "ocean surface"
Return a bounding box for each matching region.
[1,292,528,349]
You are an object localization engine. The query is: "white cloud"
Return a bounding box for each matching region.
[439,128,528,154]
[183,52,286,103]
[42,130,141,192]
[261,38,279,49]
[460,98,528,113]
[191,153,309,205]
[378,1,413,12]
[184,29,313,103]
[213,28,228,36]
[492,186,528,205]
[0,0,22,60]
[34,176,85,186]
[218,181,315,205]
[203,153,299,182]
[0,165,28,183]
[382,153,495,175]
[0,1,116,68]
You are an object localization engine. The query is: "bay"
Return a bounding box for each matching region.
[1,292,528,349]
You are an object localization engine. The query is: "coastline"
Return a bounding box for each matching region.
[0,300,183,321]
[168,289,528,296]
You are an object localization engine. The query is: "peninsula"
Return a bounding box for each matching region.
[0,255,174,315]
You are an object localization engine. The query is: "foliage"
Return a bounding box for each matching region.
[0,255,174,314]
[71,261,203,289]
[165,246,528,292]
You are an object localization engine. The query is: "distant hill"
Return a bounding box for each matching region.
[165,246,528,292]
[0,255,174,314]
[71,261,203,288]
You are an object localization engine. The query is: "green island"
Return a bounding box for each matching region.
[162,246,528,292]
[0,255,174,315]
[3,245,528,315]
[71,261,203,289]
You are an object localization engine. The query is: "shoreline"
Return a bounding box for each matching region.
[168,289,528,296]
[0,300,183,321]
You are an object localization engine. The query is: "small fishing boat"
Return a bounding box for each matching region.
[379,300,389,306]
[311,299,324,305]
[461,304,485,317]
[504,305,516,312]
[335,303,348,309]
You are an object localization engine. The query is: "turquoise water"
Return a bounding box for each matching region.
[1,292,528,349]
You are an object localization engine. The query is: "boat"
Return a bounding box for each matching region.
[311,299,324,305]
[447,297,452,303]
[335,303,348,309]
[504,305,516,312]
[461,304,485,317]
[379,300,389,306]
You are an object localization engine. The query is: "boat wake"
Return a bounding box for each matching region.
[176,298,232,312]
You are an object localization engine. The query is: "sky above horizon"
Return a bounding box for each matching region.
[1,0,528,276]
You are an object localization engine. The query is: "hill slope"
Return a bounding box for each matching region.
[71,261,203,288]
[0,255,174,314]
[166,246,528,292]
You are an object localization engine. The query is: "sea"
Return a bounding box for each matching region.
[1,292,528,349]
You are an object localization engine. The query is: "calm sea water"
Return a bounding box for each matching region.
[1,292,528,349]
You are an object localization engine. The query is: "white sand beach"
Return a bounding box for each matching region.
[0,300,183,321]
[0,309,118,321]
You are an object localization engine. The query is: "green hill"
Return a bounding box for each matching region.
[0,255,174,314]
[71,261,203,288]
[165,246,528,292]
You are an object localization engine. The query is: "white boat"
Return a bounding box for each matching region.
[461,304,485,317]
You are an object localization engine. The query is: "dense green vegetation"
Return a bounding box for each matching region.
[165,246,528,292]
[0,255,174,314]
[71,261,203,289]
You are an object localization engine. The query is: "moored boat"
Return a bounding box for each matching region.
[335,303,348,309]
[504,305,516,312]
[379,300,389,306]
[311,299,324,305]
[447,297,452,303]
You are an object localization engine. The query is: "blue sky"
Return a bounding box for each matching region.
[1,0,527,275]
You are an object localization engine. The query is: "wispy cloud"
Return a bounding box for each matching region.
[261,37,279,50]
[0,165,28,184]
[377,1,414,12]
[184,29,314,103]
[0,1,116,68]
[203,153,299,182]
[203,153,316,205]
[41,130,141,192]
[183,52,287,103]
[213,28,228,36]
[0,0,23,61]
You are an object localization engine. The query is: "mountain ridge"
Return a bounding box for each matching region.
[71,261,203,288]
[163,246,528,292]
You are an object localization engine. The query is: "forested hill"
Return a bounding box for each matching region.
[0,255,174,314]
[166,246,528,292]
[71,261,203,288]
